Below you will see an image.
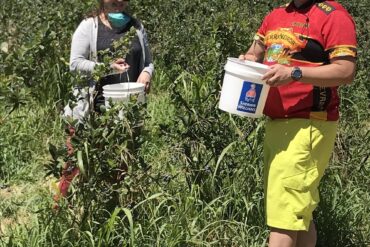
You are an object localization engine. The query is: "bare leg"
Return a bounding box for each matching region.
[296,221,317,247]
[269,228,297,247]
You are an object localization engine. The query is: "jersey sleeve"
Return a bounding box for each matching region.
[255,13,271,43]
[322,10,357,60]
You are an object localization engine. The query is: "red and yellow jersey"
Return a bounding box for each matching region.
[256,0,357,121]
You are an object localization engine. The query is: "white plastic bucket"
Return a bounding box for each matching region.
[102,82,145,106]
[219,58,270,118]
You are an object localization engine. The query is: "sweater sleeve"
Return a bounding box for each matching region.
[70,18,97,74]
[140,25,154,77]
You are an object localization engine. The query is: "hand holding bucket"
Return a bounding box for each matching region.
[219,57,270,118]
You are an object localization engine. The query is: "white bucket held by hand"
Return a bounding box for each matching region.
[219,58,270,118]
[103,82,145,106]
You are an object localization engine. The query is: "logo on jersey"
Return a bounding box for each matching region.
[316,2,335,15]
[264,28,307,64]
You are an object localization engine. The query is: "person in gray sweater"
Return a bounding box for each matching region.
[55,0,153,206]
[64,0,154,121]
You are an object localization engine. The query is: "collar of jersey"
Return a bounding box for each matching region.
[291,0,315,10]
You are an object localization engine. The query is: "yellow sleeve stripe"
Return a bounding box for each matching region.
[325,45,357,51]
[255,33,265,41]
[329,47,357,59]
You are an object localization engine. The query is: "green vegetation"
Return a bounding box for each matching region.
[0,0,369,246]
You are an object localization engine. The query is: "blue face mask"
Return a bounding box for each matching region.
[107,12,131,29]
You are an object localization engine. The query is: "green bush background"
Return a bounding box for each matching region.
[0,0,369,246]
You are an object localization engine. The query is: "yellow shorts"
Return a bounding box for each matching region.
[264,118,337,231]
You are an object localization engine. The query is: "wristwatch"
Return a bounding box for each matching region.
[291,67,303,81]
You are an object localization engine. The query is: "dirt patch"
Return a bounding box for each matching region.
[0,182,48,237]
[0,184,23,199]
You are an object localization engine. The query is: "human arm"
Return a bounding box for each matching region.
[262,9,357,87]
[262,57,356,87]
[69,19,97,74]
[239,39,265,63]
[239,10,270,63]
[136,26,154,92]
[137,71,151,92]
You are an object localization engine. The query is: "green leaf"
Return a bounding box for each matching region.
[123,208,135,246]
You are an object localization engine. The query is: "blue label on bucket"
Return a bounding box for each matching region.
[236,81,263,113]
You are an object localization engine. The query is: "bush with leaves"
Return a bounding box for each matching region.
[47,99,150,221]
[92,26,137,83]
[46,23,148,220]
[0,0,369,246]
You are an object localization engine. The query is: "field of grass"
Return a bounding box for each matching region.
[0,0,369,246]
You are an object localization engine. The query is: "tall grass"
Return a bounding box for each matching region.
[0,0,369,246]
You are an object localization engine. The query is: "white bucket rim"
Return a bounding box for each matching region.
[103,92,144,97]
[226,68,265,81]
[103,91,132,96]
[104,95,129,99]
[103,82,145,92]
[227,57,269,71]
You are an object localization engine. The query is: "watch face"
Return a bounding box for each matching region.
[292,67,302,80]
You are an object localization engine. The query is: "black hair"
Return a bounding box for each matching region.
[86,0,132,18]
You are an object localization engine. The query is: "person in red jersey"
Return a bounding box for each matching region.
[239,0,357,246]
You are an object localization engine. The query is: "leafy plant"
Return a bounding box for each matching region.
[0,0,369,246]
[92,26,137,82]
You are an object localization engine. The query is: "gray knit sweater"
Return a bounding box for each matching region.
[69,16,154,77]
